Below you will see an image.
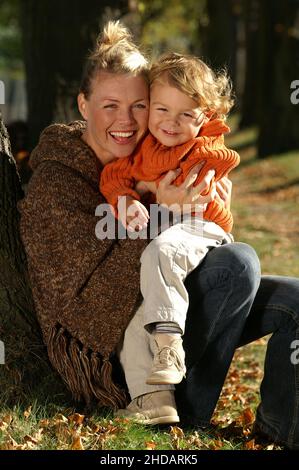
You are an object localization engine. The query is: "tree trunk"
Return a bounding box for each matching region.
[20,0,128,150]
[239,0,260,128]
[198,0,240,87]
[0,114,65,403]
[257,0,299,157]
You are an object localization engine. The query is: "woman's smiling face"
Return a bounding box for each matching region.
[78,71,149,165]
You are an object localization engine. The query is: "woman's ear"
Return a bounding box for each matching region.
[77,93,88,120]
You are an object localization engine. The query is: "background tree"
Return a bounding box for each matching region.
[257,0,299,156]
[197,0,242,89]
[239,0,260,128]
[20,0,127,149]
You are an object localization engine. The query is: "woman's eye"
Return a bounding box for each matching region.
[134,103,146,109]
[103,104,117,109]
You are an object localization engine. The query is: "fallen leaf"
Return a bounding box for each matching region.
[245,439,257,450]
[0,420,8,431]
[209,440,224,450]
[70,434,84,450]
[39,419,50,428]
[68,413,85,426]
[169,426,184,438]
[145,441,156,450]
[23,406,32,419]
[2,415,13,425]
[54,413,68,424]
[240,408,255,426]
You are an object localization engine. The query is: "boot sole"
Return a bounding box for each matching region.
[146,377,183,385]
[138,415,180,425]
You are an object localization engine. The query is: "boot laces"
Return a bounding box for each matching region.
[154,345,183,370]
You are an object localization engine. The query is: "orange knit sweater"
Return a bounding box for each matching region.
[100,118,240,232]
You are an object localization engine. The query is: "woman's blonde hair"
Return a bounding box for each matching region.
[150,52,234,118]
[80,21,149,97]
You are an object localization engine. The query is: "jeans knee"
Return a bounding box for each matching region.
[229,242,261,291]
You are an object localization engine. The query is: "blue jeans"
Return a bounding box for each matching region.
[175,242,299,450]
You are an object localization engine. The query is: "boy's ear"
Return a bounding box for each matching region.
[77,93,87,120]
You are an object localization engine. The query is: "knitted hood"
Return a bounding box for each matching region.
[29,120,100,188]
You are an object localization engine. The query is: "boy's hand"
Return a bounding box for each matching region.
[118,196,149,232]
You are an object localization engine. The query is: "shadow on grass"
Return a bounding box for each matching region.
[257,178,299,194]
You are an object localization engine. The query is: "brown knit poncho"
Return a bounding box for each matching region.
[19,121,148,408]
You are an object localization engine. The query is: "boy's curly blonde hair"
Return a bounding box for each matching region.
[149,52,234,118]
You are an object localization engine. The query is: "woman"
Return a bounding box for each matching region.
[19,21,299,449]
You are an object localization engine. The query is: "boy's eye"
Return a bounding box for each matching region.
[157,107,167,112]
[183,112,193,118]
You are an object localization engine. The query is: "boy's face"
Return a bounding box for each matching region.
[149,81,206,147]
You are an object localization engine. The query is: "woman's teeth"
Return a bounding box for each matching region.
[110,131,134,138]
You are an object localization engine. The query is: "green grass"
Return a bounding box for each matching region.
[1,126,298,450]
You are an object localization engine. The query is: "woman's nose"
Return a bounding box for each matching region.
[118,107,134,124]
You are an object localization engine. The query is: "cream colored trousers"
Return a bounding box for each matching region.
[140,217,232,333]
[119,217,232,399]
[119,302,173,399]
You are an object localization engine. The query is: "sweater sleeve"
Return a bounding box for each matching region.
[204,199,233,233]
[173,135,240,197]
[100,156,140,211]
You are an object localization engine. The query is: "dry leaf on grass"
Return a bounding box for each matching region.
[70,433,84,450]
[145,441,157,450]
[68,413,85,426]
[23,405,32,419]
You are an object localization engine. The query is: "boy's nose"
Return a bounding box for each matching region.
[167,114,180,125]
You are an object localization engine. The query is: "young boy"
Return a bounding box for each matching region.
[100,52,239,387]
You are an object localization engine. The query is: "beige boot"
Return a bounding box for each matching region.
[114,390,180,425]
[146,334,186,385]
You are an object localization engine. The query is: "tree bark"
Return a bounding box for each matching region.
[20,0,128,150]
[257,0,299,157]
[239,0,260,128]
[0,114,65,403]
[198,0,240,87]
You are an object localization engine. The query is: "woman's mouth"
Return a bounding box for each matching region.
[109,131,136,144]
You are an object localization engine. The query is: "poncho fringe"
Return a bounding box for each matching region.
[47,324,127,408]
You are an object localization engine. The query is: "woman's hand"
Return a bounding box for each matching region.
[156,163,216,213]
[215,176,232,210]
